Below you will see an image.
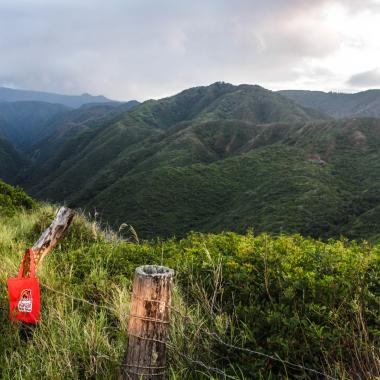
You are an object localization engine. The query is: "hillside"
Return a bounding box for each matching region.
[20,83,335,236]
[77,118,380,240]
[124,82,328,127]
[279,89,380,118]
[0,135,25,182]
[0,203,378,379]
[0,87,116,108]
[0,179,35,215]
[0,100,139,151]
[0,101,69,149]
[16,82,380,241]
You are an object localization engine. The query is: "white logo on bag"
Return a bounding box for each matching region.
[18,289,32,313]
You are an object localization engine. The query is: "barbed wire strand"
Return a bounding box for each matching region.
[170,304,339,380]
[2,279,339,380]
[40,283,117,313]
[206,332,339,380]
[166,342,239,380]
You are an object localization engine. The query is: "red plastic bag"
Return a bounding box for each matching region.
[7,248,40,324]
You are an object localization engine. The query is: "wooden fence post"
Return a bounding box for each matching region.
[22,206,75,276]
[123,265,174,380]
[33,206,75,268]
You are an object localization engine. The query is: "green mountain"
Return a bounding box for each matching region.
[0,86,116,108]
[21,82,380,240]
[0,134,25,182]
[1,83,379,379]
[0,101,69,149]
[122,82,328,127]
[5,81,379,241]
[70,118,380,240]
[279,89,380,118]
[21,83,327,201]
[0,100,139,151]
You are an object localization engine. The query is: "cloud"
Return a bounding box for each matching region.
[348,68,380,87]
[0,0,379,100]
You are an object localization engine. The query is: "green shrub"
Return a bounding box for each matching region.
[0,180,36,217]
[0,206,379,379]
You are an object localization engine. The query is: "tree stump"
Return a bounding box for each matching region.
[123,265,174,380]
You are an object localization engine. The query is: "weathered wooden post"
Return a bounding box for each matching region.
[22,206,75,276]
[123,265,174,380]
[33,206,75,268]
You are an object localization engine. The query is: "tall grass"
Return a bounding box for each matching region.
[0,205,379,379]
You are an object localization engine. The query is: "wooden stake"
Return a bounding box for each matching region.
[24,206,75,274]
[123,265,174,380]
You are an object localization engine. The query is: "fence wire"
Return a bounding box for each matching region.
[36,282,339,380]
[0,267,341,380]
[0,266,339,379]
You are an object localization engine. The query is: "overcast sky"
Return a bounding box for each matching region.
[1,0,380,101]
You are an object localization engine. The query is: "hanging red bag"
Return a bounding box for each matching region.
[7,248,40,324]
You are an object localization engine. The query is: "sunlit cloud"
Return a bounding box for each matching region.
[0,0,379,100]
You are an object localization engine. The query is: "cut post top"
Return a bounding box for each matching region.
[135,265,174,278]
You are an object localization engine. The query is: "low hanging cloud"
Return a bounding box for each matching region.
[348,68,380,88]
[0,0,379,100]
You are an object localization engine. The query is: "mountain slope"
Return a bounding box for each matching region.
[126,82,329,128]
[0,135,25,182]
[17,83,380,240]
[0,100,139,152]
[19,100,142,188]
[279,89,380,118]
[22,83,328,204]
[0,87,116,108]
[0,178,35,215]
[0,101,69,149]
[77,118,380,240]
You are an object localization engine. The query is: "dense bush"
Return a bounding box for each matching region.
[0,180,36,216]
[0,205,379,379]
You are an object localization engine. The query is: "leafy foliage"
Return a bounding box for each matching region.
[22,114,380,241]
[0,205,378,379]
[18,83,334,237]
[4,82,380,241]
[0,180,36,216]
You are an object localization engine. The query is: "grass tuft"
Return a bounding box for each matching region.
[0,205,379,379]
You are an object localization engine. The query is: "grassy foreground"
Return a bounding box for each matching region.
[0,205,379,379]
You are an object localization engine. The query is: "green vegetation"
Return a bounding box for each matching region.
[0,101,69,150]
[23,114,380,241]
[280,89,380,118]
[17,83,336,238]
[1,83,379,378]
[0,135,25,182]
[0,100,138,151]
[0,179,36,216]
[0,204,379,379]
[3,82,380,242]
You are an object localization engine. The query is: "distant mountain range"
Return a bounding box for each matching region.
[0,87,116,108]
[0,101,69,149]
[1,82,380,240]
[279,89,380,118]
[0,99,139,150]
